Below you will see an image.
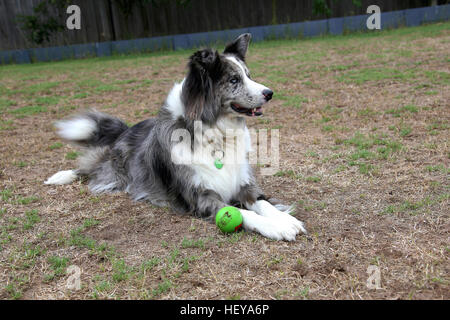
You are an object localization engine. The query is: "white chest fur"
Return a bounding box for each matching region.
[166,81,253,203]
[189,117,252,203]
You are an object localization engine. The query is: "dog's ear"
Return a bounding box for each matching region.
[223,33,251,61]
[190,48,221,76]
[182,49,222,124]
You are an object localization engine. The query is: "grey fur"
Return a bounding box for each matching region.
[53,34,275,221]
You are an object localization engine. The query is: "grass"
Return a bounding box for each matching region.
[343,133,402,152]
[16,196,39,205]
[385,105,419,117]
[0,21,449,300]
[349,161,375,175]
[335,132,405,174]
[68,227,100,251]
[9,106,48,118]
[0,98,17,112]
[141,257,161,272]
[274,170,301,179]
[82,218,100,228]
[65,151,80,160]
[349,149,376,161]
[399,125,412,137]
[336,67,416,84]
[22,82,61,95]
[358,108,378,118]
[1,190,40,206]
[14,161,27,168]
[72,92,89,99]
[381,194,448,216]
[44,256,70,282]
[425,164,449,174]
[305,176,321,183]
[112,259,132,282]
[0,120,15,131]
[1,189,13,202]
[23,209,40,230]
[426,121,449,134]
[94,84,121,93]
[49,142,63,150]
[181,237,205,249]
[34,96,60,106]
[278,92,309,109]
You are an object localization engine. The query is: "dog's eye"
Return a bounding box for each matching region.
[230,77,239,84]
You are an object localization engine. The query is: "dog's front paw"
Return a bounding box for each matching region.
[281,212,307,235]
[271,204,307,235]
[270,221,298,241]
[253,221,297,241]
[294,219,307,235]
[240,209,297,241]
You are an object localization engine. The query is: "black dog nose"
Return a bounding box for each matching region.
[262,89,273,101]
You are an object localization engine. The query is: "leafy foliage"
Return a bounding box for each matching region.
[17,0,70,45]
[312,0,332,17]
[313,0,363,17]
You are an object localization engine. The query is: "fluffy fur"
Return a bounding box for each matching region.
[45,34,306,241]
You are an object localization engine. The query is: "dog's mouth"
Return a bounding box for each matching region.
[230,103,263,117]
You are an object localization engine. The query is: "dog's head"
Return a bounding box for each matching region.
[181,34,273,124]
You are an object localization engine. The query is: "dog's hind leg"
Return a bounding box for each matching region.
[45,146,111,187]
[44,169,78,185]
[45,111,128,187]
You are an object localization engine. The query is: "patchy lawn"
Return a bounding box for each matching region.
[0,22,449,300]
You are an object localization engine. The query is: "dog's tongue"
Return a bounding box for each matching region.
[233,104,263,117]
[251,107,263,117]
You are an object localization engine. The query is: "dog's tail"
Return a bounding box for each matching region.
[55,111,128,148]
[44,111,128,186]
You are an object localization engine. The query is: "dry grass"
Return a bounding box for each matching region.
[0,22,449,300]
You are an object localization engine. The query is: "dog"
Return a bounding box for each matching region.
[45,33,307,241]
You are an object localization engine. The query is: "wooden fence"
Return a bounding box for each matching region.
[0,0,441,50]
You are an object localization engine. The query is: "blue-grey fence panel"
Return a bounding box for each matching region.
[0,50,31,64]
[247,25,271,42]
[343,15,368,33]
[111,36,174,55]
[96,42,112,57]
[1,5,449,65]
[303,19,329,38]
[380,10,406,30]
[72,43,97,59]
[328,17,344,35]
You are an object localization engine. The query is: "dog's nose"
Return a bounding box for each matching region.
[262,89,273,101]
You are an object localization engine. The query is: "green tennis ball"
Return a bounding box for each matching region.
[215,206,243,233]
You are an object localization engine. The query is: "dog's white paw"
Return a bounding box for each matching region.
[247,200,307,236]
[294,219,307,235]
[44,170,77,185]
[270,221,298,241]
[240,209,297,241]
[279,211,307,235]
[254,221,297,241]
